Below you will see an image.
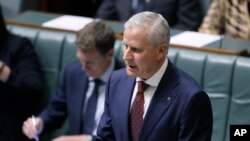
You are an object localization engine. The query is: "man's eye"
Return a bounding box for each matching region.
[86,61,94,65]
[131,47,141,52]
[124,45,128,49]
[123,44,128,49]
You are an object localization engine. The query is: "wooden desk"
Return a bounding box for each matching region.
[5,11,249,56]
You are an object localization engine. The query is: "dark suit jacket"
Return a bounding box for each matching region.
[96,0,202,30]
[95,60,213,141]
[0,33,42,141]
[39,59,124,134]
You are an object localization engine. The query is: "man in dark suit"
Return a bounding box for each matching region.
[45,0,103,17]
[94,11,213,141]
[0,5,42,141]
[22,21,124,141]
[95,0,202,30]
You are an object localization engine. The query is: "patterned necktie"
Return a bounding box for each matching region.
[130,81,149,141]
[135,0,146,13]
[83,79,102,134]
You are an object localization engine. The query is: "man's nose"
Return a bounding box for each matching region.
[123,47,133,61]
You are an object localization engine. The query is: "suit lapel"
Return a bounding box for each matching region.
[116,75,135,140]
[74,70,89,132]
[74,60,122,133]
[139,62,180,141]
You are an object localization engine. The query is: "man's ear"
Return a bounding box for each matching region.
[155,43,167,60]
[158,43,167,56]
[107,49,114,57]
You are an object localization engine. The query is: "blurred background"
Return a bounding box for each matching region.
[0,0,102,18]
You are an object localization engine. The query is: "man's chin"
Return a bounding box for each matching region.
[85,71,96,78]
[126,69,137,77]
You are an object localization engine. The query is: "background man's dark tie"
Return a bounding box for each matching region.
[135,0,146,13]
[130,81,149,141]
[83,79,102,134]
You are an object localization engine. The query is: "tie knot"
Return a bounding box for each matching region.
[93,79,103,86]
[137,81,149,93]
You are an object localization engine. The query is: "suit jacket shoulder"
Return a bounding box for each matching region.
[96,60,212,141]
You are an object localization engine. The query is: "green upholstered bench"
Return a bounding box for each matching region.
[0,0,39,18]
[169,48,234,141]
[7,24,250,141]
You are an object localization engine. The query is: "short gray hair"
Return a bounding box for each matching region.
[124,11,170,48]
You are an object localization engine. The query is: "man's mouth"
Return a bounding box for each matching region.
[126,64,137,70]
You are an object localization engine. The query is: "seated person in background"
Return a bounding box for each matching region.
[22,21,124,141]
[0,5,43,141]
[199,0,250,40]
[94,11,213,141]
[95,0,202,30]
[45,0,103,17]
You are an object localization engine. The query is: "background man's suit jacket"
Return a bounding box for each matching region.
[39,59,124,134]
[95,60,213,141]
[96,0,202,30]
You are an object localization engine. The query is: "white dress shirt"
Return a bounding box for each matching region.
[83,58,115,135]
[130,58,168,118]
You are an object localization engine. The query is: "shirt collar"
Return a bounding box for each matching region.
[136,58,168,87]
